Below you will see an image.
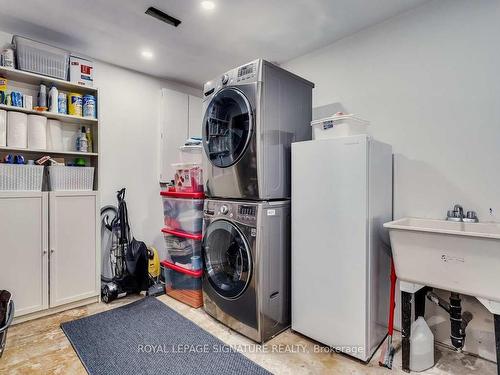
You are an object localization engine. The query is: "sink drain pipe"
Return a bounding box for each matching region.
[426,291,473,350]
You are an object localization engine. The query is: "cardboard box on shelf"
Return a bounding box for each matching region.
[69,56,94,88]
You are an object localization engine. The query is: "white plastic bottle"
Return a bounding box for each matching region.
[48,85,59,113]
[410,316,435,372]
[76,126,88,152]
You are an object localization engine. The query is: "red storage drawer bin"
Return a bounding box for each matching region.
[161,228,202,270]
[160,190,204,234]
[161,261,203,308]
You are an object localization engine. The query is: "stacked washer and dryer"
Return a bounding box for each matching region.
[201,59,314,343]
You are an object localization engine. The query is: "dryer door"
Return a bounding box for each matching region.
[202,87,254,168]
[203,219,252,299]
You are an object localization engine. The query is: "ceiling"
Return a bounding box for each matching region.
[0,0,429,87]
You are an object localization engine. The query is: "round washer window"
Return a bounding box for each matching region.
[203,220,252,299]
[202,87,253,168]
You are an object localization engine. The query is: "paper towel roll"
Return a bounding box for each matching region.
[7,112,28,148]
[0,110,6,147]
[28,115,47,150]
[46,119,63,150]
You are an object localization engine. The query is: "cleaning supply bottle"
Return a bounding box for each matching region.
[38,84,47,109]
[86,127,93,153]
[76,126,88,152]
[48,85,58,113]
[410,316,434,372]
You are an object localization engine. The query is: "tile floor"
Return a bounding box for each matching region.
[0,295,496,374]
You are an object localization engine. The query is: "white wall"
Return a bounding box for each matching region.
[0,29,201,250]
[283,0,500,361]
[94,62,200,250]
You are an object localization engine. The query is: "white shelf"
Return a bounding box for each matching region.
[0,66,97,95]
[0,146,98,157]
[0,104,98,125]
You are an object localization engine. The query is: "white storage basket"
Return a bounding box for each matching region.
[0,164,44,191]
[48,166,94,191]
[13,35,70,81]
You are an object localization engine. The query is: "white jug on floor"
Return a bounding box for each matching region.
[410,316,435,372]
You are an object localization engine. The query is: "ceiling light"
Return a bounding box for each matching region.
[141,50,154,59]
[201,1,215,10]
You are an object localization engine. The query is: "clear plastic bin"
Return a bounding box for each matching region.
[161,191,204,234]
[311,114,369,140]
[13,35,70,80]
[161,260,203,308]
[179,145,202,164]
[161,228,202,269]
[0,164,44,191]
[48,166,94,191]
[172,163,203,193]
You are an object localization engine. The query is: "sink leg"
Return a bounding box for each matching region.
[414,287,428,320]
[495,314,500,375]
[402,291,412,373]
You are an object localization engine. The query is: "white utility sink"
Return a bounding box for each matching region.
[384,218,500,302]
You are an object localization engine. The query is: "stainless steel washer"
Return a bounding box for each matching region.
[202,59,314,200]
[202,199,290,343]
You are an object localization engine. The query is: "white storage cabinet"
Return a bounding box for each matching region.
[0,191,100,318]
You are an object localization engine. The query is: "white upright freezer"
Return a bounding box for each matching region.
[291,135,392,362]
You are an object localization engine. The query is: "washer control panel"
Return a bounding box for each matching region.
[205,201,257,225]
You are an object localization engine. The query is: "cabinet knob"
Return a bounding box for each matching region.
[43,250,48,255]
[50,249,55,254]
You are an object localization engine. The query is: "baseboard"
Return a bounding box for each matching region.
[12,296,100,325]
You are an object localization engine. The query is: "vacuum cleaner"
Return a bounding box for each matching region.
[101,188,150,303]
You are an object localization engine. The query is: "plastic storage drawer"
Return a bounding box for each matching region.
[161,228,202,270]
[161,261,202,308]
[161,191,204,234]
[13,35,70,80]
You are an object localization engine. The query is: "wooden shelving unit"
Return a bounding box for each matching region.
[0,66,97,95]
[0,61,101,322]
[0,67,100,189]
[0,104,98,126]
[0,146,98,157]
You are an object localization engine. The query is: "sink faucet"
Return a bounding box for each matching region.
[446,204,478,222]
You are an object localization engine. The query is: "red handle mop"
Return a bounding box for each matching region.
[379,258,397,369]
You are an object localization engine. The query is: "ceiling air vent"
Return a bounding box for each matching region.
[145,7,181,27]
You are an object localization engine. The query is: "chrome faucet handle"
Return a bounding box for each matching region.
[453,204,464,214]
[464,211,478,223]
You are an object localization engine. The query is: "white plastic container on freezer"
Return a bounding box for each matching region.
[13,35,70,80]
[160,190,204,234]
[311,114,369,140]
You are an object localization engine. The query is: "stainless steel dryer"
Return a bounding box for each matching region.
[202,199,290,343]
[202,59,314,200]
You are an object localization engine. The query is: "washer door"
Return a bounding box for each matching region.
[203,219,252,299]
[202,87,253,168]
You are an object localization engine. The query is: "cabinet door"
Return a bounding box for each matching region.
[188,95,203,138]
[0,192,48,316]
[159,88,189,182]
[49,191,99,307]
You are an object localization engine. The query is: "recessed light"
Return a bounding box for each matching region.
[201,1,215,10]
[141,50,154,59]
